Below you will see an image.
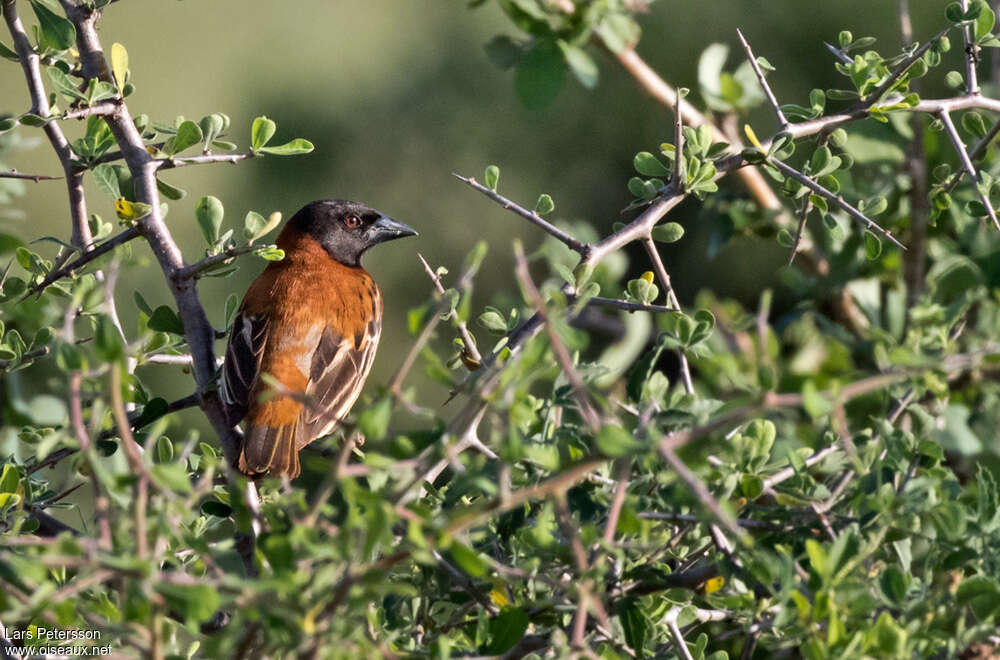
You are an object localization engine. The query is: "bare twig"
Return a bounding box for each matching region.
[939,110,1000,230]
[642,237,694,394]
[860,26,951,108]
[172,244,266,280]
[513,242,601,430]
[768,157,906,249]
[0,169,60,181]
[60,102,117,120]
[22,225,142,299]
[736,29,788,128]
[156,152,254,170]
[454,173,590,256]
[418,252,483,367]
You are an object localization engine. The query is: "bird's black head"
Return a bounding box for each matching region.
[289,200,417,267]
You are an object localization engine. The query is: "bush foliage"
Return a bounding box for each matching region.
[2,1,1000,658]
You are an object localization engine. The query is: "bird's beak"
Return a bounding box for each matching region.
[367,214,418,245]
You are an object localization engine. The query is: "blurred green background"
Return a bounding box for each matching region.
[0,0,954,413]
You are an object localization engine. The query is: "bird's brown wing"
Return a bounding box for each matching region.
[299,315,381,446]
[220,311,269,427]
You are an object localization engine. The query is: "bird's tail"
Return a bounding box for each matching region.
[238,422,301,479]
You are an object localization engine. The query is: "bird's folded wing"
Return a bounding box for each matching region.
[300,318,380,445]
[220,311,269,426]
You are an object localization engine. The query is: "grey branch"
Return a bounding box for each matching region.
[418,253,483,366]
[960,0,982,95]
[172,244,265,280]
[22,225,142,299]
[156,152,254,170]
[824,41,853,64]
[768,158,906,249]
[860,26,951,108]
[938,110,1000,230]
[61,102,118,121]
[513,242,602,430]
[454,173,590,256]
[0,169,61,181]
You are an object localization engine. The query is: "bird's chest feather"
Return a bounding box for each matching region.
[241,237,382,383]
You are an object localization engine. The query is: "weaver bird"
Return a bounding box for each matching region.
[221,200,417,478]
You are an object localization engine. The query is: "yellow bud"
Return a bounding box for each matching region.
[744,124,763,151]
[641,271,654,284]
[703,576,725,594]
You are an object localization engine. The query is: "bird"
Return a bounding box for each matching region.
[220,199,417,479]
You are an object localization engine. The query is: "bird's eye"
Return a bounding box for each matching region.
[343,215,361,229]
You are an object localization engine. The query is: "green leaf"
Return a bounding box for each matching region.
[880,565,907,604]
[92,164,121,199]
[151,463,192,494]
[0,40,18,62]
[449,541,487,578]
[634,151,669,176]
[156,178,186,201]
[485,165,500,191]
[962,110,988,138]
[47,66,85,101]
[806,539,828,577]
[478,310,507,334]
[534,193,554,215]
[148,306,185,335]
[31,0,76,51]
[258,139,314,156]
[616,598,648,654]
[194,196,224,245]
[976,0,996,40]
[0,464,20,494]
[515,39,566,110]
[95,314,124,361]
[250,115,276,151]
[558,40,598,89]
[154,583,219,624]
[864,231,882,260]
[484,607,530,655]
[652,222,684,243]
[595,424,645,457]
[110,42,128,91]
[169,120,202,156]
[357,397,391,442]
[255,246,284,261]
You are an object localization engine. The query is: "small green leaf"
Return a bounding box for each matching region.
[976,0,996,40]
[31,1,76,51]
[595,424,645,457]
[652,222,684,243]
[148,306,185,335]
[169,120,202,156]
[154,583,219,624]
[478,310,508,334]
[250,115,276,151]
[485,165,500,191]
[194,196,224,245]
[484,608,530,655]
[258,139,314,156]
[558,40,598,89]
[514,39,566,110]
[634,151,669,176]
[534,193,555,215]
[92,164,121,199]
[0,464,19,494]
[962,111,988,138]
[449,541,487,578]
[255,246,284,261]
